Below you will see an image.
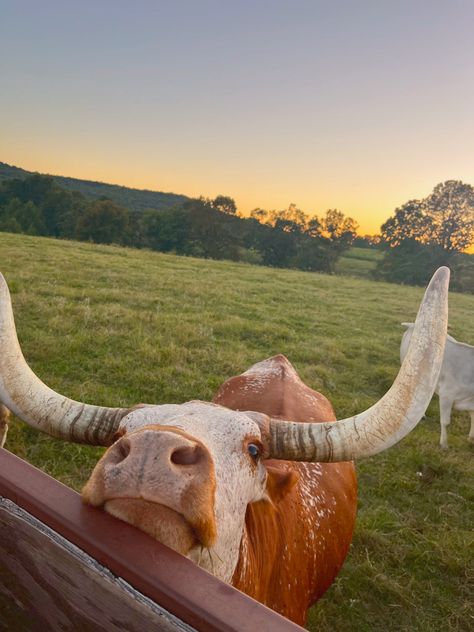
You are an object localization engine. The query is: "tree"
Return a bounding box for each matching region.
[0,174,87,238]
[374,239,455,286]
[0,198,46,235]
[353,234,381,248]
[269,204,308,234]
[142,208,190,253]
[249,208,269,222]
[293,237,335,272]
[380,200,428,247]
[246,204,357,272]
[425,181,474,252]
[211,195,237,215]
[76,199,129,244]
[381,181,474,253]
[319,209,358,255]
[183,198,243,260]
[377,181,474,290]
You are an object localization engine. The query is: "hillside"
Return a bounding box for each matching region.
[0,161,190,212]
[1,232,473,631]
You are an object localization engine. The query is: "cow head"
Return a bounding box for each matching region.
[82,404,269,580]
[0,268,450,581]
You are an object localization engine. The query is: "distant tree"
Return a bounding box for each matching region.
[293,237,335,272]
[269,204,308,233]
[320,209,358,240]
[211,195,237,215]
[374,239,455,286]
[2,174,56,206]
[56,190,88,238]
[0,175,87,238]
[305,216,323,239]
[249,208,269,222]
[246,204,356,272]
[254,222,298,267]
[76,199,129,244]
[353,234,381,248]
[0,214,22,233]
[0,197,22,233]
[381,181,474,253]
[377,181,474,290]
[0,198,45,235]
[381,200,432,248]
[424,180,474,252]
[142,208,190,253]
[449,253,474,294]
[319,209,358,255]
[183,198,243,259]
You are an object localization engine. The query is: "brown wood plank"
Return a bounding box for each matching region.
[0,448,304,631]
[0,499,193,631]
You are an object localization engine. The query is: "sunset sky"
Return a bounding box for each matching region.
[1,1,473,235]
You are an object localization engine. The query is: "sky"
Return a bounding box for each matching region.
[1,0,473,235]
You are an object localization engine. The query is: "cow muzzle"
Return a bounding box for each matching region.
[82,425,217,554]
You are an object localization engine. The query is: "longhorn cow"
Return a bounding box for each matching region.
[0,268,449,625]
[401,322,474,449]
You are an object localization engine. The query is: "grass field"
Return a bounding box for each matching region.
[1,232,473,631]
[335,247,382,279]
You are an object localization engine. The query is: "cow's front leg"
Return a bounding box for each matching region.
[469,411,474,444]
[439,397,453,449]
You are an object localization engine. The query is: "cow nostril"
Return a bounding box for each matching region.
[115,439,130,463]
[171,445,201,466]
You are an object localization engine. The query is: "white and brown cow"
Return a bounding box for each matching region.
[0,268,449,625]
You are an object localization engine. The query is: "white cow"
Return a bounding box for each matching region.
[401,323,474,449]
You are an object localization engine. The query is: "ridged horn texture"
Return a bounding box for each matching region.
[0,273,130,445]
[269,266,450,462]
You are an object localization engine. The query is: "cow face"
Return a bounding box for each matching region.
[82,401,268,582]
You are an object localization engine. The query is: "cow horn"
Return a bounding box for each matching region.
[268,267,450,462]
[0,274,130,445]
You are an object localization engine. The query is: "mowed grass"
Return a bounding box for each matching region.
[1,232,473,631]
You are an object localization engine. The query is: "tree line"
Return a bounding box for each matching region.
[1,174,472,292]
[0,175,358,273]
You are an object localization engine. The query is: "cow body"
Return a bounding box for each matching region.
[214,356,357,624]
[401,324,474,448]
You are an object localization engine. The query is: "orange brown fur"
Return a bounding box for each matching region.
[213,355,357,626]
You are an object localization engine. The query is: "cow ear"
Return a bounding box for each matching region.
[265,464,299,502]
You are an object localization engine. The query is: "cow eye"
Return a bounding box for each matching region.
[247,443,261,461]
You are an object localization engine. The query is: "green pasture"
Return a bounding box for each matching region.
[335,247,382,279]
[1,232,473,631]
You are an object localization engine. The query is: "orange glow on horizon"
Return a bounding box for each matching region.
[0,154,417,237]
[2,152,473,250]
